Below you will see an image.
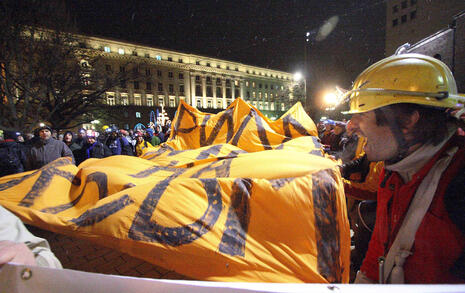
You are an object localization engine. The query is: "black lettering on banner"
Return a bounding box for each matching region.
[71,194,134,227]
[18,158,75,207]
[251,109,272,150]
[269,177,296,191]
[0,173,35,192]
[130,165,184,179]
[282,114,312,138]
[219,178,252,256]
[41,172,109,214]
[143,145,172,160]
[230,110,254,146]
[311,169,342,283]
[190,156,233,179]
[128,177,222,246]
[171,104,198,139]
[196,145,223,160]
[199,108,234,147]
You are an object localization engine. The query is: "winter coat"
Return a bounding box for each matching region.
[0,140,27,177]
[360,134,465,283]
[25,138,74,170]
[81,141,112,160]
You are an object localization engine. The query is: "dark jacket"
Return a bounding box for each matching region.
[81,141,112,160]
[0,140,27,177]
[26,138,75,170]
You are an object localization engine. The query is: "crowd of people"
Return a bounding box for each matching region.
[0,123,171,177]
[1,53,464,285]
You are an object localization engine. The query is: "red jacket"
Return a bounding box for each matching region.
[360,134,465,283]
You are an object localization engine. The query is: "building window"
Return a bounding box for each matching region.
[235,67,238,71]
[195,85,202,96]
[145,69,151,76]
[118,48,125,55]
[247,91,250,98]
[217,64,221,69]
[106,95,115,106]
[401,1,407,9]
[206,62,211,67]
[246,81,249,87]
[134,81,139,89]
[121,95,129,105]
[132,51,137,56]
[216,87,222,98]
[156,55,162,60]
[392,5,398,13]
[147,95,153,106]
[226,79,231,86]
[136,112,141,118]
[206,86,213,97]
[134,95,141,106]
[168,72,173,78]
[281,103,285,111]
[133,67,139,75]
[179,85,184,93]
[120,66,125,73]
[179,73,184,79]
[196,99,202,108]
[169,84,174,94]
[259,92,262,99]
[105,64,111,72]
[226,88,231,99]
[158,97,164,106]
[207,100,212,108]
[158,83,163,92]
[104,46,111,53]
[169,98,175,107]
[157,70,162,77]
[216,78,221,85]
[392,18,398,27]
[145,53,150,58]
[123,111,128,118]
[226,66,230,70]
[167,57,173,62]
[270,102,274,110]
[265,84,268,89]
[253,92,256,98]
[234,89,239,98]
[217,100,223,109]
[120,80,126,88]
[410,10,416,20]
[146,82,152,91]
[195,75,200,82]
[227,100,231,106]
[401,14,407,23]
[196,61,200,65]
[252,82,256,88]
[259,83,262,89]
[178,58,183,63]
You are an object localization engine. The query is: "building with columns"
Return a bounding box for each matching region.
[79,34,299,130]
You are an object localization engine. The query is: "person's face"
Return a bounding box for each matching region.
[137,136,144,143]
[87,137,96,144]
[39,129,52,140]
[64,133,73,142]
[351,111,398,162]
[78,130,86,138]
[17,135,24,142]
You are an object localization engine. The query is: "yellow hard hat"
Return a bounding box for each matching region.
[342,53,464,114]
[102,125,109,131]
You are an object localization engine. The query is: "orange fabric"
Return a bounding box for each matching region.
[0,98,350,283]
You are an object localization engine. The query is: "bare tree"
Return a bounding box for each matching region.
[0,0,133,133]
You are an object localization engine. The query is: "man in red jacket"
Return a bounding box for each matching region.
[341,53,465,283]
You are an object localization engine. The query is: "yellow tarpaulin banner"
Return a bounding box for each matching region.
[0,98,350,283]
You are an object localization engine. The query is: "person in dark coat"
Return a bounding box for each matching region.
[0,131,27,177]
[25,125,74,170]
[80,132,111,161]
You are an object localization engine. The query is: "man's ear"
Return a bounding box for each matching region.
[401,110,420,134]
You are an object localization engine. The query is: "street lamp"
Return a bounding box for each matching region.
[293,72,303,82]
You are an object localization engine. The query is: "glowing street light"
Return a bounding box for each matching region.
[293,72,303,82]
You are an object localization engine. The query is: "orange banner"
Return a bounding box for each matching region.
[0,98,350,283]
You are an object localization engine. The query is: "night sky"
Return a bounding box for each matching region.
[66,0,386,102]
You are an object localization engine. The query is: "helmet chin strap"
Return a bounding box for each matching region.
[379,107,420,164]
